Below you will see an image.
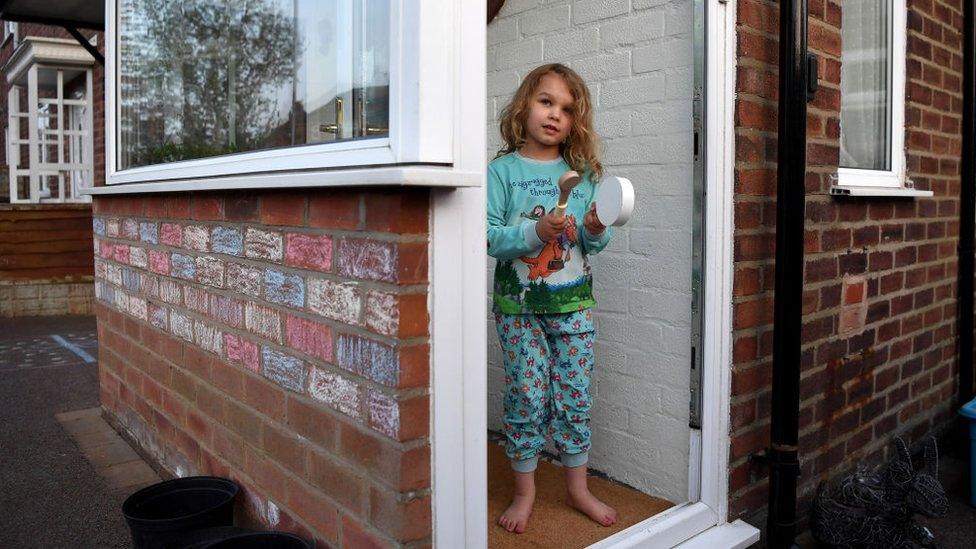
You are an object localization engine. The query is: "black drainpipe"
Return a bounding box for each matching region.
[767,0,809,546]
[959,0,975,409]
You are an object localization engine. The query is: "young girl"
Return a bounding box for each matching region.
[487,63,617,534]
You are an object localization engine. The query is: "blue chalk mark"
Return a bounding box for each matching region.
[264,269,305,307]
[211,227,243,256]
[170,254,196,280]
[139,222,159,244]
[50,335,96,364]
[261,346,307,392]
[122,269,141,292]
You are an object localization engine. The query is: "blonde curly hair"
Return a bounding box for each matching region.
[495,63,603,180]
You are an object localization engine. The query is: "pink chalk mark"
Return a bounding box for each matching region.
[224,333,260,372]
[285,234,333,272]
[113,245,130,264]
[99,241,114,259]
[285,315,334,363]
[123,219,139,240]
[149,250,170,275]
[160,223,183,247]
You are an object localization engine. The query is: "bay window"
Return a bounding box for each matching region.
[105,0,478,189]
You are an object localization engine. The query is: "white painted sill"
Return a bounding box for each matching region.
[829,185,933,198]
[831,169,933,198]
[673,520,761,548]
[83,165,482,196]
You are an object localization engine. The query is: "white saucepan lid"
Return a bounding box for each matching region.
[595,176,635,227]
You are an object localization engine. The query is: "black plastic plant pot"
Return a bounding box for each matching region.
[201,532,313,549]
[122,476,239,549]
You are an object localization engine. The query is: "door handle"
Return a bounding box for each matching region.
[319,97,344,135]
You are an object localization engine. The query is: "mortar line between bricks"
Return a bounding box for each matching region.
[795,364,954,408]
[735,93,779,107]
[95,257,427,346]
[794,337,955,363]
[793,401,954,454]
[100,281,434,377]
[98,290,430,404]
[106,369,429,546]
[102,358,434,509]
[804,293,956,319]
[99,365,434,498]
[908,29,966,53]
[228,421,434,500]
[100,320,432,450]
[904,86,965,103]
[94,214,431,243]
[729,253,955,268]
[94,235,429,294]
[735,59,782,73]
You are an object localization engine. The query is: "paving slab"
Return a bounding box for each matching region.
[101,460,161,490]
[57,406,161,490]
[84,439,142,469]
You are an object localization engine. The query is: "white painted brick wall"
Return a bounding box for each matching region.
[487,0,693,504]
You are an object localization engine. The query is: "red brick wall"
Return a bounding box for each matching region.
[93,189,431,547]
[729,0,962,527]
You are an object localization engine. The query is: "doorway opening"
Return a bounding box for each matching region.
[485,0,708,546]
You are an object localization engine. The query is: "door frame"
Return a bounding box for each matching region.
[429,0,757,546]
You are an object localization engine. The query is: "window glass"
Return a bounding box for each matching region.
[839,0,891,171]
[117,0,390,171]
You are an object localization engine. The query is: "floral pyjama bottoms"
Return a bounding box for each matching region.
[494,307,595,473]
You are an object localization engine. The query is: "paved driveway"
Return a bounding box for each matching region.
[0,315,130,549]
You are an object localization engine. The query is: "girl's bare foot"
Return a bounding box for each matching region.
[567,488,618,526]
[498,470,536,533]
[498,492,535,533]
[564,463,617,526]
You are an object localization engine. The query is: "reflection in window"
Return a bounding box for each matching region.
[118,0,390,170]
[839,0,891,171]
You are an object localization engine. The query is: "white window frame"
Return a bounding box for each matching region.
[5,39,96,204]
[98,0,481,191]
[832,0,931,198]
[431,0,757,547]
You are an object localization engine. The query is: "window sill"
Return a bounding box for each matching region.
[829,185,933,198]
[84,165,482,196]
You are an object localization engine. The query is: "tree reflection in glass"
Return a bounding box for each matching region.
[118,0,390,170]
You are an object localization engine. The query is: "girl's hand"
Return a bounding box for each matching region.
[584,203,606,235]
[535,211,567,242]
